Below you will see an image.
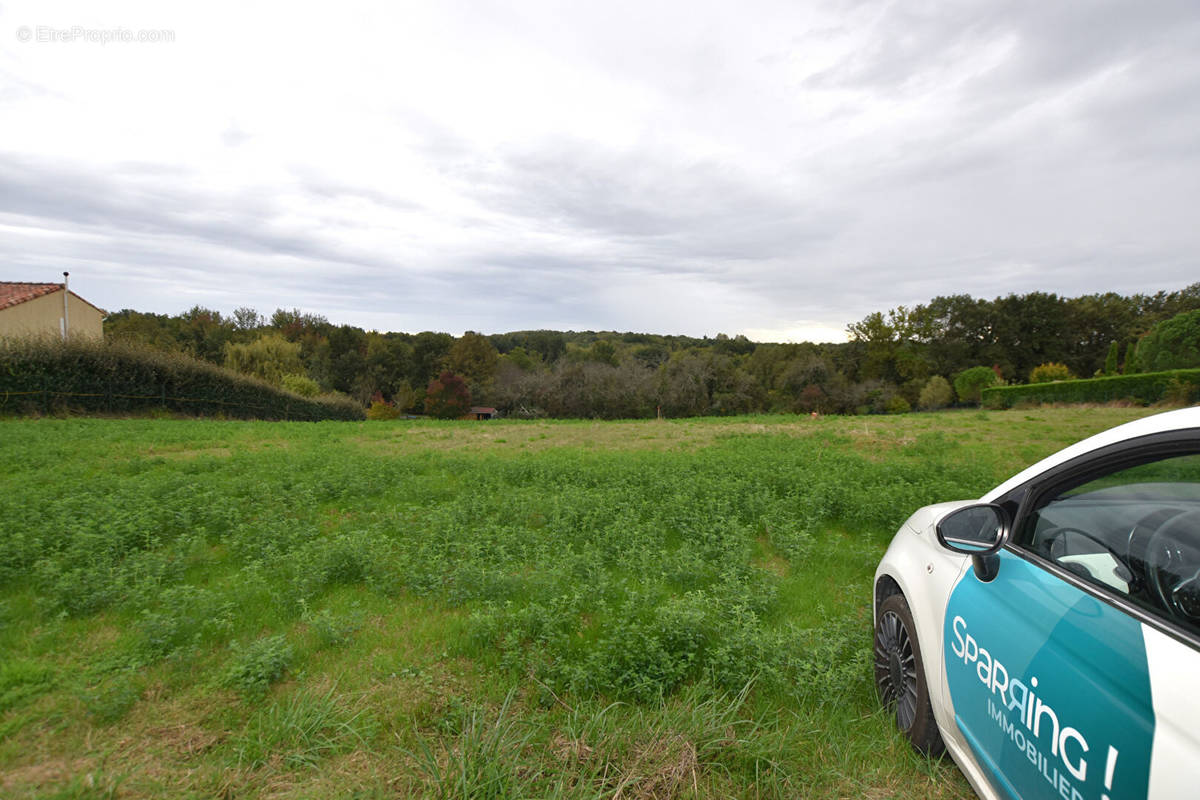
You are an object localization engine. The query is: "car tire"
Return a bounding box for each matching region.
[874,592,945,756]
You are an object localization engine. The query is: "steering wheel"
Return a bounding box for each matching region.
[1145,510,1200,623]
[1039,526,1135,585]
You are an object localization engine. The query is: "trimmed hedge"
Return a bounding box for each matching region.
[982,369,1200,409]
[0,337,365,421]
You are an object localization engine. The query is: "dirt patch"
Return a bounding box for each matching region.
[143,446,234,460]
[551,733,596,766]
[0,757,97,794]
[147,722,223,757]
[614,734,699,800]
[752,536,790,577]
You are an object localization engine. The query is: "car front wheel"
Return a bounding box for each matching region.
[874,592,945,755]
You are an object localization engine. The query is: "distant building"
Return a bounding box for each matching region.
[0,280,106,340]
[466,406,498,420]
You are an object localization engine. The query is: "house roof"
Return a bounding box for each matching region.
[469,407,498,414]
[0,282,60,311]
[0,282,108,315]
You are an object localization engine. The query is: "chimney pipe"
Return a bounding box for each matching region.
[62,272,70,340]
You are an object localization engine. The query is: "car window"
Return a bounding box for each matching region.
[1016,453,1200,638]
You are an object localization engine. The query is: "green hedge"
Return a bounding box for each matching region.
[982,369,1200,409]
[0,337,365,421]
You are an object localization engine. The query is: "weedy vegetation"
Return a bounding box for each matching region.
[0,406,1156,798]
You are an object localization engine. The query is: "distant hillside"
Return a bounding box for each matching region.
[100,283,1200,417]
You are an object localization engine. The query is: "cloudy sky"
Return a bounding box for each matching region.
[1,1,1197,342]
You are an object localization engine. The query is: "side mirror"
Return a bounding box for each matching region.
[937,504,1011,582]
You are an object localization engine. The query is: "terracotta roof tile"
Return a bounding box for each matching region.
[0,282,62,311]
[0,282,107,316]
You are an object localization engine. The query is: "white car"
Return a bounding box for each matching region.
[874,407,1200,800]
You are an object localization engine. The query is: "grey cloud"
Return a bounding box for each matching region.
[796,1,1200,198]
[807,0,1198,95]
[0,154,280,248]
[0,153,417,271]
[294,172,423,213]
[1073,55,1200,162]
[977,1,1200,89]
[458,140,846,264]
[0,151,618,332]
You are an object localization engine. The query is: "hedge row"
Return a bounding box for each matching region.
[0,337,365,421]
[982,368,1200,409]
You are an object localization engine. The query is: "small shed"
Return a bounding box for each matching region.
[466,406,498,420]
[0,279,105,340]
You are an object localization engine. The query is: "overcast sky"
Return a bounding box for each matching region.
[1,1,1197,342]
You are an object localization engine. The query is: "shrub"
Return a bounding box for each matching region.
[366,398,402,420]
[0,337,364,421]
[135,586,235,663]
[953,366,998,405]
[304,607,362,650]
[917,376,953,410]
[222,635,294,697]
[847,379,902,415]
[1164,378,1200,406]
[390,382,420,413]
[982,368,1200,408]
[1137,309,1200,372]
[1029,362,1073,383]
[281,373,320,397]
[885,394,911,414]
[34,557,121,617]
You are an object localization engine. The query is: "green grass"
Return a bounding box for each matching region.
[0,406,1159,798]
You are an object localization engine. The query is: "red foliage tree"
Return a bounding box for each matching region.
[425,371,472,419]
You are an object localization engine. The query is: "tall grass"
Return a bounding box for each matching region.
[232,686,378,769]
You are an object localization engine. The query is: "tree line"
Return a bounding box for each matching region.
[103,283,1200,418]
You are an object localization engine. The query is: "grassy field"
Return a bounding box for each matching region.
[0,406,1159,799]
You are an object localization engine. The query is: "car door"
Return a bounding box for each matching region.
[942,439,1200,800]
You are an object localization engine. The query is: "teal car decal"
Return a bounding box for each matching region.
[944,552,1155,800]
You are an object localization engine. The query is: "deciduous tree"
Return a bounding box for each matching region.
[446,331,501,389]
[953,366,998,405]
[223,334,305,386]
[1136,310,1200,371]
[425,371,472,419]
